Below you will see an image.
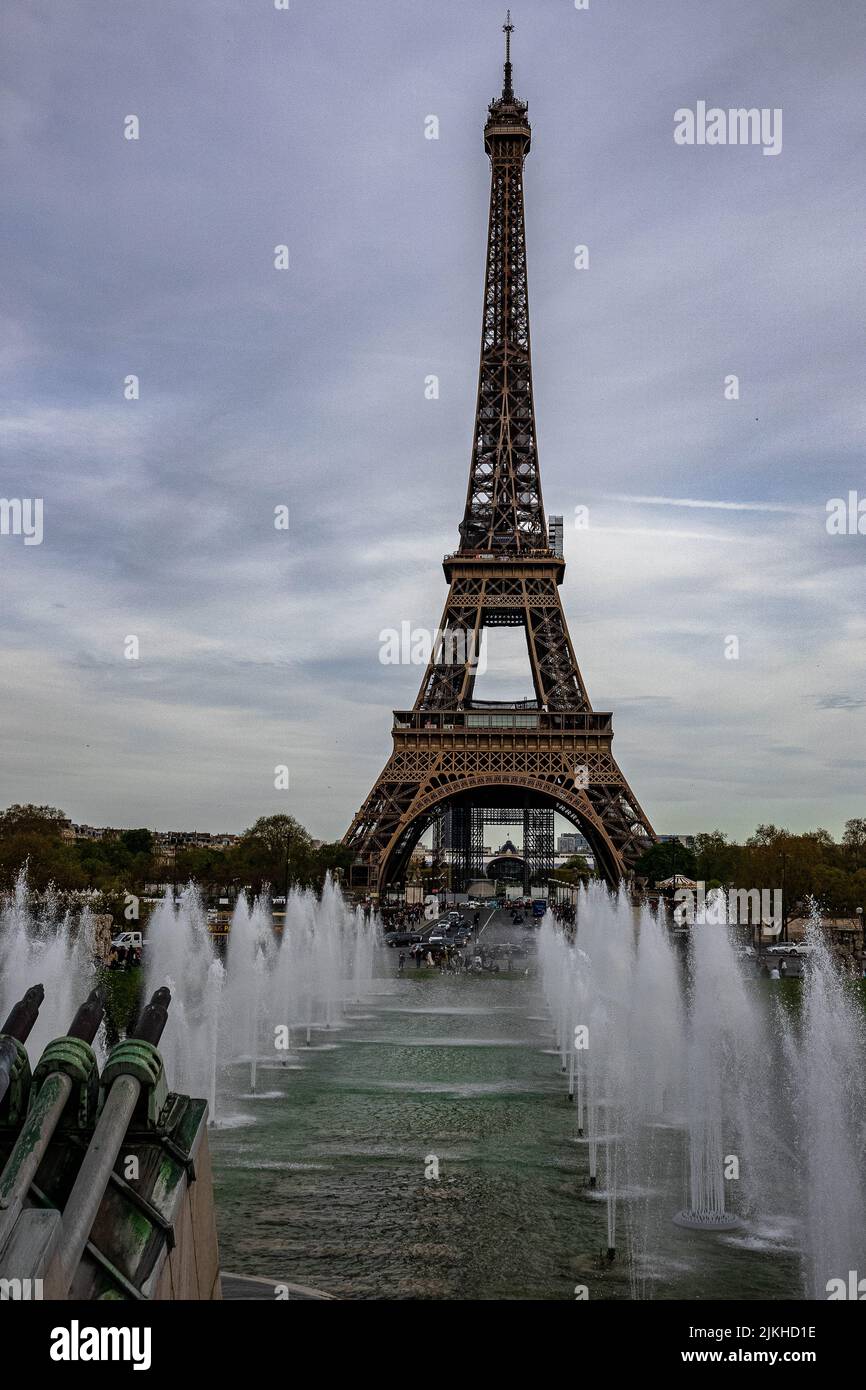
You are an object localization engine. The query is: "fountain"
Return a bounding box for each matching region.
[674,915,750,1230]
[540,882,866,1298]
[0,871,381,1126]
[0,870,101,1066]
[143,875,381,1119]
[5,863,864,1300]
[786,905,866,1299]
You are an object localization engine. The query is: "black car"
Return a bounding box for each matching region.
[384,931,423,947]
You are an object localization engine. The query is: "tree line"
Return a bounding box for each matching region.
[3,803,864,918]
[0,804,353,898]
[635,820,866,917]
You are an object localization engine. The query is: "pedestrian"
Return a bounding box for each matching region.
[398,951,406,972]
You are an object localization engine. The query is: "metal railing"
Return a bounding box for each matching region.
[393,709,613,733]
[443,547,562,563]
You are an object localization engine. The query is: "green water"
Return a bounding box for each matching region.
[209,947,800,1301]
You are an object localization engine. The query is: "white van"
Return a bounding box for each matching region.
[110,931,144,950]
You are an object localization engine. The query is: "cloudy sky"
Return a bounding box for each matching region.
[1,0,864,844]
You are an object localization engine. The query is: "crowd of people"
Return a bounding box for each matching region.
[107,943,142,970]
[398,938,528,976]
[400,943,474,973]
[380,905,425,931]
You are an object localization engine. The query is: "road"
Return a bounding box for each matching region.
[406,903,544,970]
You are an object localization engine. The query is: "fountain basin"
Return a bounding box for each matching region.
[673,1209,741,1232]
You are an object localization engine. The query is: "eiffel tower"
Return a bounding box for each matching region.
[344,17,655,894]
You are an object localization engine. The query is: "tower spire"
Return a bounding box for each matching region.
[503,10,514,100]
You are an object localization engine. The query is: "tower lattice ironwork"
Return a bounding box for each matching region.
[435,804,554,894]
[344,19,656,894]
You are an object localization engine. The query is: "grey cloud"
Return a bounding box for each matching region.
[1,0,864,841]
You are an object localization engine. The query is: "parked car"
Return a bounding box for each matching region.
[110,931,144,951]
[383,931,422,948]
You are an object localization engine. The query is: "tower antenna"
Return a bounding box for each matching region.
[503,10,514,100]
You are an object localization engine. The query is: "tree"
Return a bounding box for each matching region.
[842,819,866,868]
[0,803,68,835]
[692,830,739,886]
[554,853,593,884]
[812,865,858,916]
[313,841,354,879]
[231,814,315,893]
[635,840,697,885]
[242,814,312,859]
[173,845,229,886]
[0,803,83,892]
[121,828,154,856]
[747,824,783,846]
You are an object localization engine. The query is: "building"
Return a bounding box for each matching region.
[557,832,589,855]
[153,831,239,863]
[71,824,123,842]
[63,822,239,860]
